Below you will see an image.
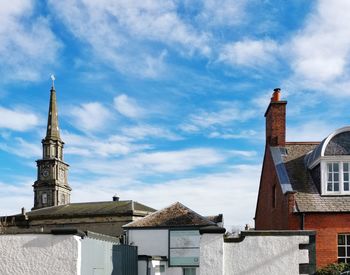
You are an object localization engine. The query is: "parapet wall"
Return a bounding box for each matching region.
[0,234,81,275]
[200,230,316,275]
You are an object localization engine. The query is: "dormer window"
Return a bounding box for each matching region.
[305,127,350,196]
[327,162,339,192]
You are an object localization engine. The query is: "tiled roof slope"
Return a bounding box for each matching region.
[26,200,156,219]
[279,142,350,212]
[123,202,216,228]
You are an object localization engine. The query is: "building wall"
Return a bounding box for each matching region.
[3,215,136,237]
[200,233,223,275]
[255,148,293,230]
[127,229,199,275]
[0,234,81,275]
[128,229,169,256]
[304,213,350,268]
[200,231,315,275]
[81,237,115,275]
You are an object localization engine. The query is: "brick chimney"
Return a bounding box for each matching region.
[264,88,287,146]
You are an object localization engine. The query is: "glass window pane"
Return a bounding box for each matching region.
[345,173,349,182]
[345,182,349,191]
[328,163,333,171]
[344,163,349,171]
[334,173,339,182]
[346,235,350,244]
[339,235,346,245]
[328,173,332,181]
[334,182,339,191]
[339,258,346,263]
[334,163,339,172]
[339,247,346,257]
[328,183,333,191]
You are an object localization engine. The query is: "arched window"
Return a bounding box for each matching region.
[42,193,47,204]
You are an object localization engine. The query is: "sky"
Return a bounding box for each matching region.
[1,0,350,229]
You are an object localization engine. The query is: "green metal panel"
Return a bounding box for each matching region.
[112,244,138,275]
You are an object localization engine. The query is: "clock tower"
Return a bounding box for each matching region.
[32,81,71,210]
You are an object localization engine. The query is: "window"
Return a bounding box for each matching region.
[338,234,350,263]
[169,230,200,267]
[61,193,65,204]
[324,161,350,194]
[272,184,276,208]
[327,162,339,192]
[183,268,196,275]
[41,193,47,204]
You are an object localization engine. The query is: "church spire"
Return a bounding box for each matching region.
[33,77,71,210]
[45,76,61,141]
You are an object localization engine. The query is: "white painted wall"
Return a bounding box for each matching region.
[0,234,81,275]
[199,232,310,275]
[224,235,309,275]
[200,233,223,275]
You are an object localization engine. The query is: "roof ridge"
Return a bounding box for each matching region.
[123,201,215,228]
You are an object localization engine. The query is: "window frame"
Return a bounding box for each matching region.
[183,267,196,275]
[321,159,350,195]
[338,234,350,263]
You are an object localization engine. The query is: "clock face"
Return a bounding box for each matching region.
[41,169,49,178]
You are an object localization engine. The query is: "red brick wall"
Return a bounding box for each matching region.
[255,147,294,229]
[304,213,350,268]
[265,101,287,146]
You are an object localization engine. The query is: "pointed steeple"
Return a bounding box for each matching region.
[45,84,61,141]
[33,78,71,210]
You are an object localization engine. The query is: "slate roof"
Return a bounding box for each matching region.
[205,214,223,224]
[273,142,350,212]
[123,202,216,228]
[25,200,156,219]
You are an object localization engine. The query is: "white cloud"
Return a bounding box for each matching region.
[197,0,247,27]
[285,0,350,94]
[0,106,39,131]
[121,124,181,140]
[73,147,230,176]
[0,0,61,81]
[114,94,144,119]
[0,137,41,159]
[219,39,279,68]
[287,121,337,142]
[69,102,111,132]
[72,164,261,228]
[209,130,257,139]
[62,131,145,157]
[49,0,210,77]
[180,102,255,133]
[135,148,225,173]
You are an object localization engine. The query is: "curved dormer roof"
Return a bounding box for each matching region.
[305,126,350,169]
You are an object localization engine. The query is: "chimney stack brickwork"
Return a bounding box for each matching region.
[264,88,287,147]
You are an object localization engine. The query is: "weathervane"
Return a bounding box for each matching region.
[51,74,55,88]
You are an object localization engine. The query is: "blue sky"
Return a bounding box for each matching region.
[1,0,350,229]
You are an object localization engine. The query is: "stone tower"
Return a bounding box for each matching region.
[32,82,71,210]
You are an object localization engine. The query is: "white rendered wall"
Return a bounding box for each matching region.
[0,234,81,275]
[128,229,168,256]
[224,235,309,275]
[200,233,223,275]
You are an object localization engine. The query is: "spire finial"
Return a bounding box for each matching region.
[51,74,55,89]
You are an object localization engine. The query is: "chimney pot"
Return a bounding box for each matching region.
[21,207,26,215]
[272,88,281,102]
